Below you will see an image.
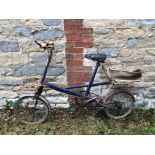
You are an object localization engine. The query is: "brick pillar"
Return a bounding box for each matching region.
[64,19,94,104]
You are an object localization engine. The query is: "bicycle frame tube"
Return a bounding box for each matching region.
[41,56,111,98]
[65,81,110,89]
[40,48,53,84]
[44,81,110,98]
[45,82,85,97]
[85,61,100,95]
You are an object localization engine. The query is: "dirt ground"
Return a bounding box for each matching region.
[0,108,155,135]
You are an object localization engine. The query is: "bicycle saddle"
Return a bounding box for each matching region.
[85,53,106,62]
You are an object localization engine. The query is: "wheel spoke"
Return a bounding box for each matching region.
[105,90,134,119]
[14,96,49,125]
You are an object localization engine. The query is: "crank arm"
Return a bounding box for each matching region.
[84,97,97,103]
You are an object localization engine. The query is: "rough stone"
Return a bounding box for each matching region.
[126,37,154,48]
[42,19,62,26]
[0,68,14,76]
[33,30,64,40]
[144,59,152,65]
[126,38,139,48]
[94,28,114,34]
[95,39,125,48]
[23,76,39,83]
[0,91,18,99]
[0,77,23,86]
[47,97,68,105]
[12,26,31,37]
[147,49,155,56]
[0,68,6,75]
[134,99,150,109]
[36,66,65,76]
[46,89,60,96]
[54,104,70,108]
[0,53,28,66]
[128,19,139,27]
[0,41,19,52]
[54,44,64,51]
[150,101,155,108]
[146,90,155,98]
[30,53,47,64]
[144,74,155,82]
[99,48,119,58]
[141,19,155,25]
[15,66,37,77]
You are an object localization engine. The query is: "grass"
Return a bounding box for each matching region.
[0,108,155,135]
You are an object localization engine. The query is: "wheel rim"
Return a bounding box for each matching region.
[15,96,49,124]
[105,90,134,119]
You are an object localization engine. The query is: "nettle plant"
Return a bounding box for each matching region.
[6,100,17,108]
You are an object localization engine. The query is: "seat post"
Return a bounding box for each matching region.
[85,61,100,96]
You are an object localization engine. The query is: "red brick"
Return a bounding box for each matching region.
[74,42,94,48]
[66,60,83,66]
[67,71,84,81]
[84,72,92,81]
[66,35,83,41]
[65,28,93,35]
[75,66,84,71]
[66,34,93,42]
[67,81,77,86]
[65,48,83,53]
[66,66,76,71]
[64,29,74,34]
[74,66,92,72]
[68,81,84,86]
[65,42,74,48]
[74,53,83,60]
[64,19,83,28]
[83,66,92,72]
[66,53,75,60]
[66,53,83,60]
[64,19,95,96]
[67,71,83,77]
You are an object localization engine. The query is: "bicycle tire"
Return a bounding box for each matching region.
[105,89,135,119]
[14,95,50,125]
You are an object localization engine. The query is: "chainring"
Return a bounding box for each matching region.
[75,91,101,107]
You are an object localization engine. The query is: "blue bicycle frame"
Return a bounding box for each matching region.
[39,50,111,98]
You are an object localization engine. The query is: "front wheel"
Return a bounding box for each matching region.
[14,95,50,125]
[105,89,135,119]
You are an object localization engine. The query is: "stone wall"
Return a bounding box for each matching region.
[0,19,155,109]
[84,19,155,109]
[0,19,68,106]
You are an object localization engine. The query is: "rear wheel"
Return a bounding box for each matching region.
[14,95,50,125]
[105,90,135,119]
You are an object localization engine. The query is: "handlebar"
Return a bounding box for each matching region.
[35,40,54,63]
[35,40,54,50]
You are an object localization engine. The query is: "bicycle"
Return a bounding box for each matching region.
[14,40,142,125]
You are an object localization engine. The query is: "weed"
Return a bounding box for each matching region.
[0,108,155,135]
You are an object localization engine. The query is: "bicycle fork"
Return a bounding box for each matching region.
[34,85,44,107]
